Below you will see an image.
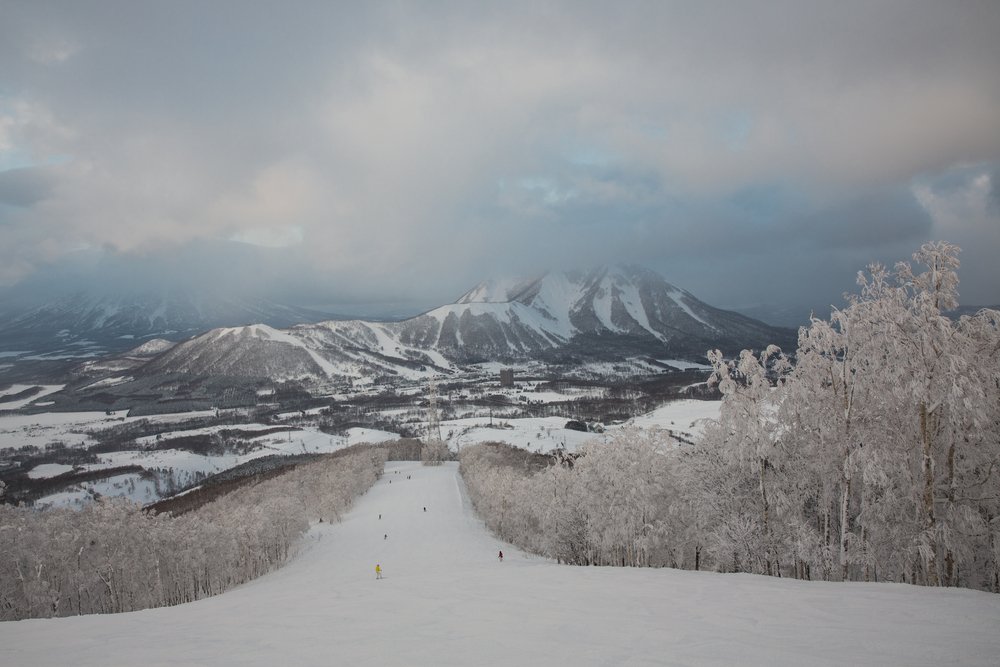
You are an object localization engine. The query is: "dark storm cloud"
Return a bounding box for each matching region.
[802,190,934,250]
[0,0,999,309]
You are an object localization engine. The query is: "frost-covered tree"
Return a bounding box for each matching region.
[459,242,999,592]
[701,241,1000,586]
[705,346,791,575]
[0,447,385,620]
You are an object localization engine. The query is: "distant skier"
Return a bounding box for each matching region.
[423,507,426,512]
[375,563,382,579]
[498,550,503,562]
[384,533,387,540]
[379,514,382,520]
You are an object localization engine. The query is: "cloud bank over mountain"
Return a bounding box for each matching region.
[1,1,998,313]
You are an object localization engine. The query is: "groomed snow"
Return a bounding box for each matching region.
[2,461,997,666]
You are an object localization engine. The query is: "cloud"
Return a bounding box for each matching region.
[0,167,55,207]
[0,0,998,311]
[912,164,1000,304]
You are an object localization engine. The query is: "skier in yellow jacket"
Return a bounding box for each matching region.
[375,563,383,580]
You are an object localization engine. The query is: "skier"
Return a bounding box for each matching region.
[379,514,382,520]
[498,550,503,562]
[384,533,387,540]
[375,563,382,580]
[423,507,426,512]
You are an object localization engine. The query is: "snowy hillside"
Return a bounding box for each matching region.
[0,288,334,366]
[135,266,791,382]
[2,462,997,666]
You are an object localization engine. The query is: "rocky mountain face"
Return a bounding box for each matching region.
[133,266,795,383]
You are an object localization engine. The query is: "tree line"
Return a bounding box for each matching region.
[0,447,386,620]
[461,243,1000,591]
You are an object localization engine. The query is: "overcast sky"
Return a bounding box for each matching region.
[1,1,998,316]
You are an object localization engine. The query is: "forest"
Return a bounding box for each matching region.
[0,448,386,620]
[461,243,1000,591]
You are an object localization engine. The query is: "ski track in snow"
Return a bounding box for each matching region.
[2,461,998,666]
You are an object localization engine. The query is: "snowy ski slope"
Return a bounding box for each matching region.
[2,462,998,666]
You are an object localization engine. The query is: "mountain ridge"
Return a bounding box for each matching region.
[134,265,795,383]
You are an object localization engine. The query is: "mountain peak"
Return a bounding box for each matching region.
[130,265,793,382]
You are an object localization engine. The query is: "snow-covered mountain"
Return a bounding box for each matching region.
[0,289,334,355]
[137,266,793,382]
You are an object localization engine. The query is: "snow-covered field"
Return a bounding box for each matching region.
[440,399,721,454]
[625,398,721,440]
[0,384,66,411]
[2,461,997,666]
[0,409,218,450]
[34,473,159,508]
[444,415,601,453]
[26,462,76,479]
[6,399,720,508]
[31,426,401,507]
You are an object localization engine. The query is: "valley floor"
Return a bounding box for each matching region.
[2,461,998,666]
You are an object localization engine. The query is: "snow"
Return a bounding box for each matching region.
[626,398,721,440]
[129,338,174,355]
[565,359,665,377]
[245,426,397,456]
[591,278,621,332]
[30,487,91,507]
[0,384,65,410]
[362,322,405,357]
[435,400,722,454]
[35,473,159,508]
[445,416,601,453]
[2,461,997,666]
[134,423,281,446]
[670,288,714,328]
[28,426,404,506]
[0,409,218,451]
[659,358,713,371]
[246,324,344,378]
[529,272,583,337]
[83,376,132,389]
[617,280,666,341]
[455,277,532,303]
[19,352,102,360]
[27,462,75,479]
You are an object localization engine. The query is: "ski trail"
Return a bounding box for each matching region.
[2,461,999,666]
